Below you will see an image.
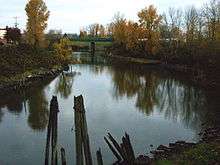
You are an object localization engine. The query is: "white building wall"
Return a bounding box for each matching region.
[0,29,6,39]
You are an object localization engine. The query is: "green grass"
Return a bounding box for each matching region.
[154,143,220,165]
[155,160,173,165]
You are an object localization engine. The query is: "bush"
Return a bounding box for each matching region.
[53,38,72,64]
[182,143,220,165]
[0,44,62,76]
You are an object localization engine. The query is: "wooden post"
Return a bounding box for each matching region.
[51,96,59,165]
[91,42,95,56]
[74,96,83,165]
[104,132,136,164]
[45,96,56,165]
[96,148,103,165]
[107,133,126,160]
[104,137,122,161]
[125,132,135,161]
[80,96,93,165]
[61,148,67,165]
[74,95,93,165]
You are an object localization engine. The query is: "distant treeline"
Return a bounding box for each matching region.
[102,0,220,68]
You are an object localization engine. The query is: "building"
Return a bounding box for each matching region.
[0,27,7,45]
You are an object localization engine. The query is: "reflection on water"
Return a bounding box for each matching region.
[107,65,207,130]
[55,71,78,99]
[0,54,219,164]
[27,89,49,130]
[0,79,52,130]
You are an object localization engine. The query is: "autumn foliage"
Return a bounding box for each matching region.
[25,0,50,47]
[111,6,162,56]
[110,1,220,64]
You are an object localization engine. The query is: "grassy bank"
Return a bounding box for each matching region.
[155,142,220,165]
[152,127,220,165]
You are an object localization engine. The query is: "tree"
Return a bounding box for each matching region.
[99,24,106,37]
[112,12,127,46]
[25,0,50,47]
[79,29,87,39]
[94,23,100,36]
[125,21,143,52]
[106,23,114,37]
[185,6,199,42]
[203,0,220,40]
[138,5,162,55]
[46,29,62,49]
[4,27,21,44]
[53,38,72,63]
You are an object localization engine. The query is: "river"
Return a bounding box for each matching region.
[0,52,219,164]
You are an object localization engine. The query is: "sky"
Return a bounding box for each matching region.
[0,0,210,33]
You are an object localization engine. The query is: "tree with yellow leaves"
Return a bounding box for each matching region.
[138,5,162,55]
[112,12,127,46]
[125,21,143,52]
[25,0,50,47]
[53,38,72,63]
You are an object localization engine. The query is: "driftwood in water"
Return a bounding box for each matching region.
[104,136,122,162]
[96,148,103,165]
[61,148,67,165]
[74,95,93,165]
[104,132,136,164]
[107,133,126,160]
[44,96,59,165]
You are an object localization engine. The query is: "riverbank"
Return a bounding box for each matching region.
[106,53,219,90]
[0,65,63,93]
[107,53,161,65]
[0,44,67,93]
[114,127,220,164]
[151,126,220,165]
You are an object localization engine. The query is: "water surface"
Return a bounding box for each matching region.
[0,54,217,164]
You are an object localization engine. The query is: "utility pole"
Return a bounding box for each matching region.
[13,16,19,28]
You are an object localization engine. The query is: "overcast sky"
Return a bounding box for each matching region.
[0,0,209,33]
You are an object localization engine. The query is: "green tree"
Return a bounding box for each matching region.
[25,0,50,47]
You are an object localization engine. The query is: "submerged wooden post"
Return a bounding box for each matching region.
[44,96,59,165]
[104,137,122,161]
[96,148,103,165]
[104,132,136,164]
[74,96,83,165]
[45,96,56,165]
[61,148,67,165]
[51,96,59,165]
[108,132,126,160]
[74,95,93,165]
